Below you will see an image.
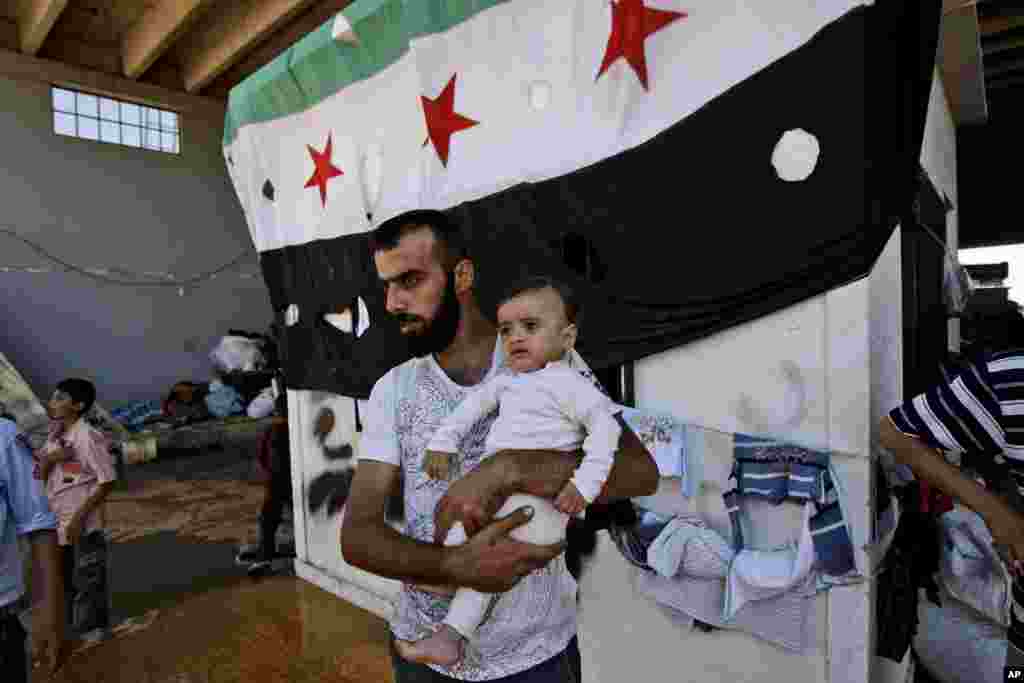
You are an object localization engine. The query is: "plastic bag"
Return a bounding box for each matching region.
[209,336,266,373]
[914,584,1007,683]
[939,510,1011,627]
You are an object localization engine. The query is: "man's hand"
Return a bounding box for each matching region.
[441,506,565,593]
[434,458,509,543]
[554,482,586,516]
[65,513,84,545]
[424,450,454,481]
[986,505,1024,577]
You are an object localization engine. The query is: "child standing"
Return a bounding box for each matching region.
[36,378,116,642]
[394,276,622,667]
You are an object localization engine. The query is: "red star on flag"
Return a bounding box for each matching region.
[304,133,344,206]
[421,74,479,167]
[597,0,687,90]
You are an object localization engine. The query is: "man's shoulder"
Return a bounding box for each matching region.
[985,349,1024,372]
[371,356,428,398]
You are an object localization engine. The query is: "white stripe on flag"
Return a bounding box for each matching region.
[742,472,788,480]
[230,0,867,252]
[1002,400,1024,416]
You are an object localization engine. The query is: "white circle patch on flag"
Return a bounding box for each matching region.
[772,129,820,182]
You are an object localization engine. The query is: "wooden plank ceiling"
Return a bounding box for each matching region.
[0,0,351,113]
[980,0,1024,119]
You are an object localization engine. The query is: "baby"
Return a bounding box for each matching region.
[395,275,621,667]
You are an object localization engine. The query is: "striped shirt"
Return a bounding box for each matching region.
[888,349,1024,488]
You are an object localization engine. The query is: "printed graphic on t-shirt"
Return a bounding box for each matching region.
[60,460,84,484]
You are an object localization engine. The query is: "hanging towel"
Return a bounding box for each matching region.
[646,515,734,580]
[620,407,701,497]
[723,503,816,620]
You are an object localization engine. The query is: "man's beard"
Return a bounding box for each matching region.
[396,270,461,358]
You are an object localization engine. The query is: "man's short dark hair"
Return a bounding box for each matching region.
[370,210,469,269]
[498,275,581,327]
[56,378,96,415]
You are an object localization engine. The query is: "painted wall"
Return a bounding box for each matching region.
[0,77,270,405]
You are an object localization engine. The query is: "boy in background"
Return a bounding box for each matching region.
[36,378,116,642]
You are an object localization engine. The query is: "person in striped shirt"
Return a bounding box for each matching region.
[879,348,1024,667]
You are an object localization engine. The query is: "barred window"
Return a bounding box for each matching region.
[52,87,180,154]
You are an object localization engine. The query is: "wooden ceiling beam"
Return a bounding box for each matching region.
[980,13,1024,37]
[123,0,212,80]
[204,0,351,97]
[181,0,320,94]
[17,0,69,55]
[0,47,226,119]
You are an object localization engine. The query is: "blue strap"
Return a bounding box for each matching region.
[723,488,745,552]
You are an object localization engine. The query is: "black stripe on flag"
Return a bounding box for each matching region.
[259,1,940,398]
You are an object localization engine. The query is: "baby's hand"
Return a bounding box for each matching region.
[424,451,454,480]
[554,482,586,516]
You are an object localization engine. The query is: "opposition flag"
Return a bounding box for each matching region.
[224,0,941,398]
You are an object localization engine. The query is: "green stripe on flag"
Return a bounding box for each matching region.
[223,0,509,147]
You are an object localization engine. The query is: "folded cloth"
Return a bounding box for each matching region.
[109,400,163,433]
[636,567,817,654]
[730,433,831,505]
[646,516,734,580]
[723,503,816,620]
[609,507,672,571]
[939,509,1012,627]
[205,381,244,419]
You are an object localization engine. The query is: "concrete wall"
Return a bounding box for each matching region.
[920,67,960,352]
[0,78,270,405]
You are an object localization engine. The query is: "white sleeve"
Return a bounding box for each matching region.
[358,372,401,465]
[427,376,505,454]
[560,373,621,503]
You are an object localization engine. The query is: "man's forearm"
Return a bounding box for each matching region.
[342,517,453,585]
[76,482,113,521]
[496,417,659,502]
[880,418,1011,524]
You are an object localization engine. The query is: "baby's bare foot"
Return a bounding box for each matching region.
[395,625,464,666]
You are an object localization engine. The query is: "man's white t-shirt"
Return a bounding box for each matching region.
[360,340,602,680]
